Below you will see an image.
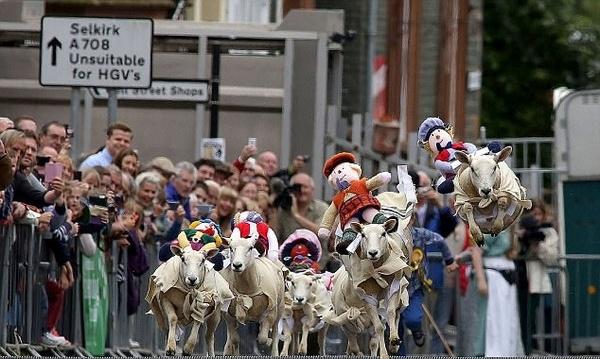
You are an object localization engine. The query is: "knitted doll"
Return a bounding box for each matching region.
[279,228,322,272]
[230,210,279,261]
[417,117,501,194]
[159,219,226,270]
[317,152,391,255]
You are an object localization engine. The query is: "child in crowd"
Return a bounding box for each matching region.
[121,199,149,348]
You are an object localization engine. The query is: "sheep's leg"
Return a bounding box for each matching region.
[223,314,239,356]
[323,307,362,327]
[258,315,274,347]
[161,299,179,356]
[364,305,389,359]
[492,196,509,234]
[290,330,298,355]
[270,312,282,357]
[298,307,314,355]
[280,322,291,356]
[346,333,362,356]
[369,333,379,356]
[387,297,402,353]
[298,321,310,355]
[182,320,201,355]
[317,325,328,355]
[463,203,483,245]
[204,311,220,357]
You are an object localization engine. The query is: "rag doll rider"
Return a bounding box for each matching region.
[318,152,391,255]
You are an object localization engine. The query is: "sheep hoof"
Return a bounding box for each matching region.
[182,351,191,356]
[492,219,504,234]
[389,337,401,354]
[165,348,176,356]
[471,229,484,245]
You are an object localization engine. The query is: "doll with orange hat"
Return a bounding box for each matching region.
[318,152,391,255]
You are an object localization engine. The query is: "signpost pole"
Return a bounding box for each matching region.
[209,44,220,138]
[108,89,117,126]
[69,87,81,156]
[195,35,208,160]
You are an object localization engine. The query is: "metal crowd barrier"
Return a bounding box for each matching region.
[3,215,598,357]
[0,218,162,357]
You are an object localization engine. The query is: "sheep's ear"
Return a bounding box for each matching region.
[383,217,398,233]
[170,245,183,257]
[494,146,512,163]
[454,150,471,165]
[220,237,230,248]
[204,247,219,259]
[350,222,363,234]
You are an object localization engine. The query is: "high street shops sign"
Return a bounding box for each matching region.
[39,17,153,88]
[89,80,209,103]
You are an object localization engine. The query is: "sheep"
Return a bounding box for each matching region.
[220,234,285,356]
[280,270,333,356]
[328,218,411,359]
[145,233,234,356]
[454,146,532,245]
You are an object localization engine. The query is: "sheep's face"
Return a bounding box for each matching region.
[286,271,317,306]
[455,146,512,199]
[469,155,498,198]
[229,237,256,273]
[351,218,397,261]
[171,246,214,288]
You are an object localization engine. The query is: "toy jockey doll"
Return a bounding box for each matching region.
[417,117,501,194]
[318,152,391,255]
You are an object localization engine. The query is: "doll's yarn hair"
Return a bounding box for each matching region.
[288,255,320,274]
[419,123,455,157]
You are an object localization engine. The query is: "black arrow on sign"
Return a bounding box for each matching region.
[47,37,62,66]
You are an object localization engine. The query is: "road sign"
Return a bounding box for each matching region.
[39,16,153,88]
[89,80,209,102]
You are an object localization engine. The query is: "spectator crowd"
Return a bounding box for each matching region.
[0,114,560,355]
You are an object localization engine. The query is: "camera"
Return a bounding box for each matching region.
[88,194,108,207]
[270,177,302,211]
[518,214,545,250]
[167,201,180,211]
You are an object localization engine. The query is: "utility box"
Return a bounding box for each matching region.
[0,0,44,22]
[555,89,600,178]
[555,89,600,353]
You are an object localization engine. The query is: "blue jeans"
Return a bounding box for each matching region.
[398,288,424,355]
[430,286,455,353]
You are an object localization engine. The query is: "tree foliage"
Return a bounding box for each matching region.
[481,0,600,137]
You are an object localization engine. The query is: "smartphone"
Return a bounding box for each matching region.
[197,204,214,217]
[114,194,124,208]
[73,170,82,181]
[36,155,51,166]
[44,163,64,185]
[89,194,108,207]
[248,137,256,147]
[167,201,180,211]
[65,124,74,138]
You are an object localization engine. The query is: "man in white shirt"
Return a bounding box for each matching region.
[80,122,133,170]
